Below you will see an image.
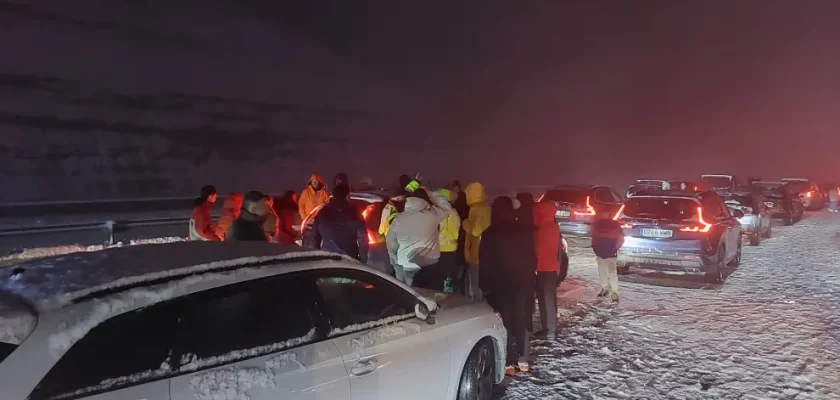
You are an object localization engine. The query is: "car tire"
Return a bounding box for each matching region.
[556,252,569,286]
[728,239,742,267]
[749,234,761,246]
[706,247,726,283]
[762,225,772,239]
[457,339,496,400]
[784,213,793,226]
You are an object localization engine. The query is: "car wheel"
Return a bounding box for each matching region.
[749,233,761,246]
[784,213,793,226]
[729,239,742,267]
[457,340,495,400]
[705,247,726,283]
[762,224,772,238]
[556,252,569,286]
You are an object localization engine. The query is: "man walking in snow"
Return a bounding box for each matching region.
[591,210,624,302]
[829,186,839,212]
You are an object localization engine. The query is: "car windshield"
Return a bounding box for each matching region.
[541,189,586,204]
[753,185,785,198]
[623,198,698,221]
[702,176,732,188]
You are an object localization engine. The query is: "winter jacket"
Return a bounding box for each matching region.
[312,198,369,262]
[463,182,491,265]
[299,174,330,220]
[533,202,561,272]
[591,219,624,259]
[276,207,298,244]
[190,202,221,241]
[437,189,461,253]
[226,210,269,242]
[264,207,279,241]
[215,194,243,240]
[829,188,839,202]
[478,216,537,296]
[379,203,399,237]
[386,191,453,272]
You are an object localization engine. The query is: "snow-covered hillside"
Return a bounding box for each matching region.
[498,212,840,399]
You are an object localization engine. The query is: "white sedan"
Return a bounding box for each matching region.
[0,241,506,400]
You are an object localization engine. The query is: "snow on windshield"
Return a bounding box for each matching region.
[0,300,35,345]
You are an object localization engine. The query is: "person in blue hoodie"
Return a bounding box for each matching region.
[591,210,624,302]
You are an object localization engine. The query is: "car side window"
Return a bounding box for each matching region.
[310,269,417,334]
[30,301,181,400]
[594,188,612,204]
[176,274,322,372]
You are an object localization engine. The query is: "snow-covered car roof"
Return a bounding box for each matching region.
[0,241,354,312]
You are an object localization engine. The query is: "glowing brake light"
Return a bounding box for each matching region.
[613,204,625,220]
[679,207,713,233]
[806,191,812,198]
[573,196,596,216]
[362,204,373,219]
[537,193,545,202]
[362,205,378,244]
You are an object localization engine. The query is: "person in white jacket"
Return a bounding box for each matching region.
[386,186,453,286]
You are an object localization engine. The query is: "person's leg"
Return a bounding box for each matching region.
[468,263,483,301]
[596,257,610,295]
[536,271,558,338]
[496,296,517,366]
[393,263,406,283]
[515,295,531,368]
[607,257,619,300]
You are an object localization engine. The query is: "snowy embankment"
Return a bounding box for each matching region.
[0,237,186,265]
[498,212,840,400]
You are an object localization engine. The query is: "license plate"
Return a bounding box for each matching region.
[557,210,571,218]
[640,228,673,238]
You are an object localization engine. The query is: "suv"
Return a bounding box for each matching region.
[781,178,823,210]
[752,181,804,225]
[0,242,506,400]
[299,192,390,274]
[720,191,771,246]
[538,185,624,237]
[615,190,743,283]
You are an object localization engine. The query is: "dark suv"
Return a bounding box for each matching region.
[751,181,804,225]
[615,190,743,283]
[539,185,624,237]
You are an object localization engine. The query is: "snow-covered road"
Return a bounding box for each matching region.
[497,212,840,399]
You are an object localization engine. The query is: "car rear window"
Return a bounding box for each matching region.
[702,176,732,188]
[784,181,809,193]
[623,198,698,220]
[542,189,586,204]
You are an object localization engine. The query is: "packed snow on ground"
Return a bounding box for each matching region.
[495,212,840,400]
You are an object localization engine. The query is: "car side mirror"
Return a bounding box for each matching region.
[732,209,745,218]
[415,302,436,325]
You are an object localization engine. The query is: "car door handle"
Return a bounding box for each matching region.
[351,358,378,376]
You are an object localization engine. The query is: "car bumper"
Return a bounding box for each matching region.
[618,237,713,274]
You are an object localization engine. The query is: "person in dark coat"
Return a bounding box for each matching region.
[275,190,299,244]
[226,191,270,242]
[312,184,369,262]
[333,172,350,191]
[479,196,537,375]
[516,192,535,225]
[449,180,470,294]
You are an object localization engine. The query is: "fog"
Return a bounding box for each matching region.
[2,1,839,202]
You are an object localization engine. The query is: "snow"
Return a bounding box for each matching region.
[0,236,185,263]
[329,313,416,337]
[51,361,172,399]
[189,367,276,400]
[0,301,35,345]
[180,328,317,372]
[344,320,421,351]
[0,242,356,312]
[495,212,840,400]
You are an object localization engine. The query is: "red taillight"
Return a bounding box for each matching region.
[573,196,596,216]
[806,191,812,198]
[693,186,698,190]
[537,193,546,202]
[367,230,377,244]
[613,204,625,220]
[680,207,713,232]
[620,223,633,229]
[362,205,378,244]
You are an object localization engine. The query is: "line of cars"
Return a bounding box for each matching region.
[538,174,829,284]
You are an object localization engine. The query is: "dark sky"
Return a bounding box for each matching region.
[245,0,840,186]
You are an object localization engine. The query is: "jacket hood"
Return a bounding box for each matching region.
[309,174,325,185]
[465,182,487,206]
[533,202,557,227]
[404,197,430,212]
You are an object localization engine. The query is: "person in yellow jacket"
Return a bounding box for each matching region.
[463,182,491,301]
[298,173,329,220]
[436,189,462,293]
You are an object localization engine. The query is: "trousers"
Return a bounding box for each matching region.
[597,257,619,294]
[535,271,558,337]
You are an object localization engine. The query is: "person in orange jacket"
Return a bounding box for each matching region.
[299,174,329,220]
[533,201,562,339]
[215,192,243,240]
[190,185,221,241]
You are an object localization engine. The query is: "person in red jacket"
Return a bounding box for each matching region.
[274,190,299,244]
[533,202,562,339]
[591,210,625,302]
[190,185,221,241]
[215,192,243,240]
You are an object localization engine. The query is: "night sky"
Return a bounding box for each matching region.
[262,0,840,186]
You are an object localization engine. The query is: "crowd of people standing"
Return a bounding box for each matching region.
[188,172,625,376]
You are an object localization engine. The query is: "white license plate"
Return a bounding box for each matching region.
[557,210,571,218]
[641,228,673,238]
